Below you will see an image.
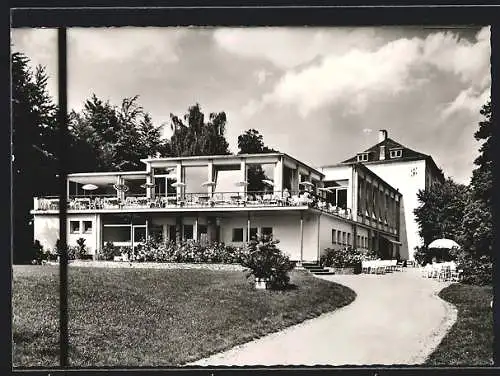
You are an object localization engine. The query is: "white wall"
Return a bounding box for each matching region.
[365,159,426,260]
[318,214,354,257]
[34,213,99,254]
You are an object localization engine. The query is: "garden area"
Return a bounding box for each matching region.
[425,283,493,366]
[12,264,356,367]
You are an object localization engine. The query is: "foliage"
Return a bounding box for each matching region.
[68,94,167,172]
[239,235,296,289]
[237,129,277,192]
[414,178,469,247]
[12,52,58,264]
[100,241,121,261]
[31,240,45,265]
[320,247,366,273]
[130,238,245,264]
[75,238,88,259]
[168,103,230,157]
[456,254,492,286]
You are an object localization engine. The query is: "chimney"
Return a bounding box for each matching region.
[378,129,388,143]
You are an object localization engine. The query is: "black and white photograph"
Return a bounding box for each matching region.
[11,23,493,368]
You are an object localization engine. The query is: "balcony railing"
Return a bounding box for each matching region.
[34,191,353,220]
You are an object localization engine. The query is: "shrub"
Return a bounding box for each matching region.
[100,241,121,261]
[240,235,296,290]
[75,238,88,259]
[320,247,365,273]
[31,240,45,264]
[456,254,492,286]
[54,238,76,260]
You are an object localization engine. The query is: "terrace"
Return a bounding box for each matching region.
[33,190,353,220]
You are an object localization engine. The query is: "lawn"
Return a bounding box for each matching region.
[13,265,356,367]
[425,283,493,366]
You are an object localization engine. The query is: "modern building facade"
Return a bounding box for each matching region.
[31,152,402,262]
[326,130,445,260]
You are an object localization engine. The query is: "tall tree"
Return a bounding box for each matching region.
[414,178,469,246]
[237,129,277,154]
[237,129,277,192]
[168,103,230,157]
[12,52,58,263]
[460,100,493,270]
[69,94,166,171]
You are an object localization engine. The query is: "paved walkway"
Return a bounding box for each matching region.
[189,268,457,366]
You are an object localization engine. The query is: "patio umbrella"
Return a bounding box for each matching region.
[262,179,274,187]
[140,182,156,189]
[235,181,248,187]
[82,184,98,198]
[171,182,186,188]
[317,187,333,192]
[113,184,129,193]
[299,181,314,187]
[428,238,460,249]
[201,181,216,187]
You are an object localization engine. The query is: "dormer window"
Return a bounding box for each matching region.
[389,149,402,159]
[357,153,369,162]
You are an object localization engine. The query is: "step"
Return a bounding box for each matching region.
[307,268,329,273]
[312,271,336,275]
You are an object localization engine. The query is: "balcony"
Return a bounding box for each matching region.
[33,191,353,220]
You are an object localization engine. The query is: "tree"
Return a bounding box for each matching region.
[459,100,493,285]
[237,129,277,192]
[168,103,230,157]
[69,94,166,171]
[12,52,59,263]
[237,129,277,154]
[413,178,469,263]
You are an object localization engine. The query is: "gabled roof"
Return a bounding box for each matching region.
[341,137,428,163]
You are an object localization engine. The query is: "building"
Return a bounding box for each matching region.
[326,130,445,260]
[31,152,402,262]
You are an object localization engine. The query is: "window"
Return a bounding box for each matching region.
[183,224,194,240]
[347,233,351,246]
[336,188,348,209]
[83,221,92,234]
[149,225,164,242]
[262,227,273,238]
[250,227,258,240]
[168,225,177,242]
[232,228,244,242]
[357,153,369,162]
[103,226,131,243]
[70,221,80,234]
[183,165,208,194]
[390,149,402,159]
[357,235,360,247]
[332,229,336,244]
[342,232,347,245]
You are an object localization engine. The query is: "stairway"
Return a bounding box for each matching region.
[301,262,335,275]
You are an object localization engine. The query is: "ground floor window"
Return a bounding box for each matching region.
[332,229,336,244]
[70,221,80,234]
[168,225,176,242]
[83,221,92,234]
[149,225,163,242]
[342,232,346,245]
[250,227,258,240]
[262,227,273,238]
[232,228,244,242]
[183,224,194,240]
[103,225,131,243]
[347,233,351,246]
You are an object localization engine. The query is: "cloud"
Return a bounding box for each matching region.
[254,69,271,85]
[440,87,490,119]
[213,27,382,69]
[362,128,373,134]
[248,27,490,118]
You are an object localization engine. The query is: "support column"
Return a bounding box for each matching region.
[176,162,182,198]
[240,159,246,195]
[94,213,101,260]
[194,216,199,241]
[299,211,304,265]
[207,160,214,196]
[316,213,321,262]
[247,212,251,242]
[146,162,152,199]
[273,156,283,196]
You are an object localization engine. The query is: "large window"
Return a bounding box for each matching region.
[103,226,131,243]
[214,165,241,193]
[183,224,194,240]
[168,225,177,242]
[246,163,275,193]
[232,228,244,242]
[149,225,164,242]
[250,227,258,240]
[262,227,273,237]
[283,165,293,191]
[183,165,208,194]
[332,229,336,244]
[337,188,347,209]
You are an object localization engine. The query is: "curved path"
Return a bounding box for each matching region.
[189,268,457,366]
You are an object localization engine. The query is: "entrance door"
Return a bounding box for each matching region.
[132,225,147,250]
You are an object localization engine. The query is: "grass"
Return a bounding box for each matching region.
[13,265,356,367]
[425,283,493,366]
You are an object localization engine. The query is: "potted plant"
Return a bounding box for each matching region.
[240,235,296,290]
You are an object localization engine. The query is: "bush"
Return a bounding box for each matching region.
[456,254,492,286]
[100,241,121,261]
[75,238,88,259]
[320,247,365,273]
[31,240,45,264]
[240,235,296,290]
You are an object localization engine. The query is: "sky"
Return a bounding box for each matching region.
[11,26,491,184]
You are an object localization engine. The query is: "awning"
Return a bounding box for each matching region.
[381,235,402,246]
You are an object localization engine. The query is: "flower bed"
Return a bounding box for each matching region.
[320,247,373,274]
